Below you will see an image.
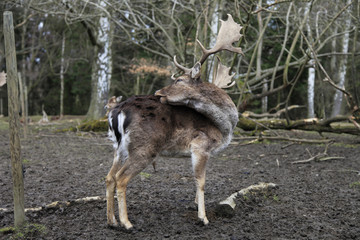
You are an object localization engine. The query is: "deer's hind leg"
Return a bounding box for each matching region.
[106,152,122,227]
[191,133,210,225]
[115,151,156,229]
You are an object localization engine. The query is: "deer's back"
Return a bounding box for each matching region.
[108,95,223,156]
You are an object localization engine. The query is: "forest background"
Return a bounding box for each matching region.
[0,0,359,123]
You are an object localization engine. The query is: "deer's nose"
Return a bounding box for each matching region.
[154,90,164,96]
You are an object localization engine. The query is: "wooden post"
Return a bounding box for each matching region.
[18,72,27,138]
[4,11,25,227]
[0,98,3,115]
[24,84,28,125]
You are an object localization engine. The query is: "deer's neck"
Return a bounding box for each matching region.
[170,83,238,152]
[188,101,238,152]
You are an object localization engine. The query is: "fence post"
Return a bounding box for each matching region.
[18,72,27,138]
[4,11,25,227]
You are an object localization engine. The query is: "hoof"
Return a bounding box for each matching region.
[107,222,119,230]
[121,221,133,230]
[197,216,209,225]
[107,216,118,228]
[107,224,118,230]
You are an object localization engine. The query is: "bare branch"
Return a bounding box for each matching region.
[242,105,305,119]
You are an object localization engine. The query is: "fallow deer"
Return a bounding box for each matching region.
[106,14,242,229]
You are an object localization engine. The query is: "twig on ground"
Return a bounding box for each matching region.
[231,138,259,146]
[281,142,296,149]
[291,152,327,164]
[305,148,313,158]
[292,142,345,164]
[319,157,346,161]
[322,169,360,174]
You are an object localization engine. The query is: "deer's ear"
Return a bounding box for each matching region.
[190,62,201,79]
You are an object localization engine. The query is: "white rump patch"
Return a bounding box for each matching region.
[107,111,131,164]
[107,114,118,149]
[117,112,131,162]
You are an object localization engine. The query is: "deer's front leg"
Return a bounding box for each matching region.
[191,136,210,225]
[106,155,121,227]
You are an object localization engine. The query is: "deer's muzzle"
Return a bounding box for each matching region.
[154,90,168,104]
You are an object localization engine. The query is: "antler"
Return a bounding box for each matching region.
[173,14,243,79]
[213,56,236,89]
[173,56,192,75]
[197,14,243,65]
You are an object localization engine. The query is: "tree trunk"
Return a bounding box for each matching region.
[257,0,267,113]
[207,0,219,83]
[307,66,315,118]
[165,1,175,85]
[350,0,359,105]
[331,0,352,117]
[306,2,315,118]
[60,30,66,117]
[86,1,113,120]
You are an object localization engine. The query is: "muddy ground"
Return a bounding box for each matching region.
[0,118,359,239]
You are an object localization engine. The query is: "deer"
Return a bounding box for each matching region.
[105,14,243,229]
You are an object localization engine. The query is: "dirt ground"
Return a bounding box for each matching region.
[0,118,359,239]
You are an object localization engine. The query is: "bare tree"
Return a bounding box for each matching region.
[1,0,359,126]
[60,30,66,118]
[305,2,316,118]
[86,0,114,119]
[331,0,353,117]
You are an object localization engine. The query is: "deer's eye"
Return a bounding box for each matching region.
[175,78,183,84]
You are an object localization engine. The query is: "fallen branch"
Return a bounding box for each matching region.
[348,116,360,131]
[215,182,277,217]
[0,196,105,213]
[237,116,360,135]
[232,135,334,145]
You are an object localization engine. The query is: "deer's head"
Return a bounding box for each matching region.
[155,61,202,104]
[155,14,243,105]
[105,96,123,116]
